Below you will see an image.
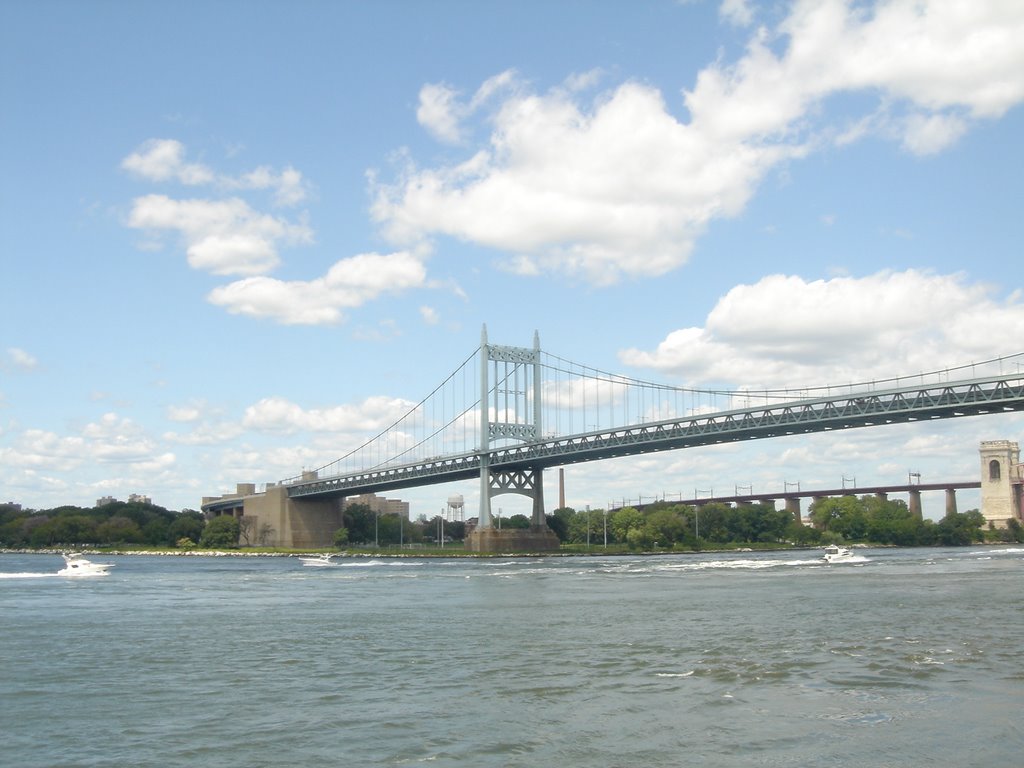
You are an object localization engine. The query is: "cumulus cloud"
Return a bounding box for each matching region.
[206,250,428,324]
[242,394,415,433]
[373,0,1024,286]
[122,139,308,205]
[1,413,176,475]
[416,70,519,144]
[619,269,1024,388]
[719,0,755,27]
[121,138,215,185]
[127,194,313,276]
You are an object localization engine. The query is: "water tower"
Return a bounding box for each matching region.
[446,494,465,522]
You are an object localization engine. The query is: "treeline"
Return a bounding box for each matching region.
[4,496,1020,551]
[1,501,207,548]
[548,495,1023,549]
[335,504,468,546]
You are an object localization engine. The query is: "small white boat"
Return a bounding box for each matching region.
[299,553,338,567]
[822,545,854,564]
[58,553,114,577]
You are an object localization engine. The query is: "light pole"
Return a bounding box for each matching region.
[374,510,379,547]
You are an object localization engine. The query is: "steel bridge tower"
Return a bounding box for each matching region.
[467,325,560,552]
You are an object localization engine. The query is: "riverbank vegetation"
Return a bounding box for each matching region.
[551,496,1023,550]
[2,495,1021,553]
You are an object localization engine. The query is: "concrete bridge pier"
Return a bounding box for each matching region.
[466,465,561,553]
[785,497,801,524]
[908,489,923,520]
[945,488,958,517]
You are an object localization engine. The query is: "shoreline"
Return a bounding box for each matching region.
[3,546,810,559]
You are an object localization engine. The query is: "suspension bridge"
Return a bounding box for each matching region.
[202,328,1024,551]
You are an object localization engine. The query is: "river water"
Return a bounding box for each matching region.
[2,547,1022,767]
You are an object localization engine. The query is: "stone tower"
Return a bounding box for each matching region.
[979,440,1022,527]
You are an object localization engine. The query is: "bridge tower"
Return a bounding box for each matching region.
[467,325,560,552]
[979,440,1023,528]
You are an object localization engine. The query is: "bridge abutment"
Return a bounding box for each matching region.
[979,440,1022,527]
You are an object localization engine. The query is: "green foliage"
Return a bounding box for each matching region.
[342,503,376,544]
[199,515,240,548]
[546,508,574,541]
[168,513,205,545]
[1002,517,1024,543]
[503,514,531,530]
[333,527,349,547]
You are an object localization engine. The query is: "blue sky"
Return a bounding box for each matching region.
[3,0,1023,520]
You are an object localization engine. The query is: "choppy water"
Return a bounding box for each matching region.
[2,547,1022,767]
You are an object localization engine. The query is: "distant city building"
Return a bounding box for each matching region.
[96,495,117,507]
[3,501,22,512]
[344,493,410,518]
[128,493,152,505]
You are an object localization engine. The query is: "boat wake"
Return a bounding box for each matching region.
[0,572,57,579]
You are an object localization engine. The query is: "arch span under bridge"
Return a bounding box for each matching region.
[202,329,1024,551]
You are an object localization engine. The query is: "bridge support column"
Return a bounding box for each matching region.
[908,489,923,520]
[466,465,561,553]
[945,488,958,517]
[468,326,560,553]
[875,491,888,502]
[785,497,801,525]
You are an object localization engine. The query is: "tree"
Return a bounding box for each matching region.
[935,510,985,545]
[504,514,531,529]
[646,507,688,547]
[199,515,240,548]
[342,503,376,544]
[333,527,349,547]
[609,507,644,543]
[96,516,143,545]
[238,516,256,546]
[169,513,205,545]
[257,523,276,546]
[547,508,574,541]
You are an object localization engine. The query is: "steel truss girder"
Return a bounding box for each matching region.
[488,467,539,498]
[267,374,1024,506]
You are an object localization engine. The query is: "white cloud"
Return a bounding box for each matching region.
[620,269,1024,388]
[719,0,754,27]
[122,139,308,205]
[121,139,214,185]
[373,0,1024,286]
[206,250,428,324]
[242,394,415,434]
[127,194,313,276]
[417,82,464,144]
[5,347,38,371]
[900,112,969,155]
[416,70,520,144]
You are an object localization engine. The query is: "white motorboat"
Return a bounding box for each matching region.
[58,553,114,577]
[822,545,854,564]
[299,553,338,567]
